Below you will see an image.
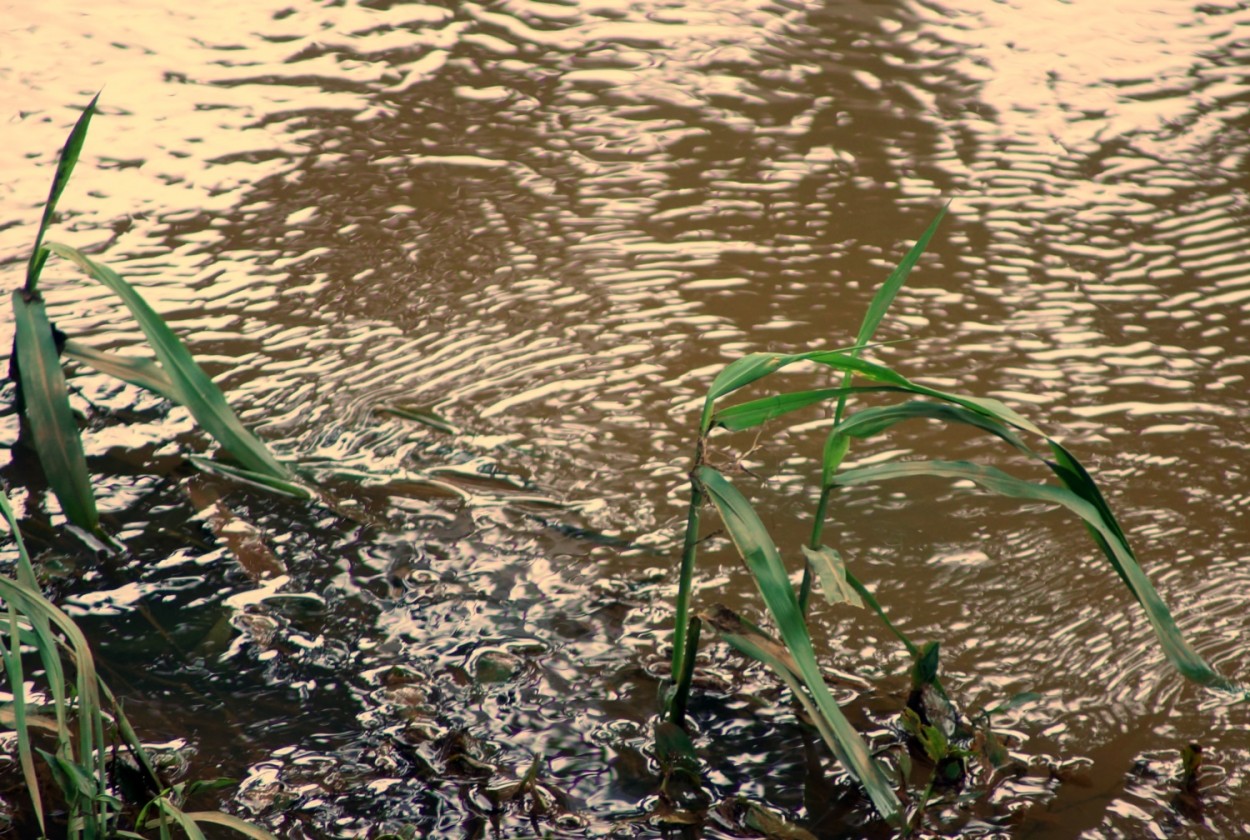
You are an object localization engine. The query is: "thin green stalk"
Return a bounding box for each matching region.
[669,617,701,728]
[668,477,704,713]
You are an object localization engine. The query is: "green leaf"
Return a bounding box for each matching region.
[713,386,898,432]
[11,291,99,531]
[187,456,312,500]
[27,93,99,293]
[701,353,797,432]
[695,466,903,826]
[984,692,1042,717]
[854,204,949,356]
[3,603,46,836]
[835,401,1036,459]
[912,641,941,690]
[834,203,947,426]
[44,242,294,483]
[743,801,819,840]
[377,404,459,434]
[701,606,862,786]
[150,798,208,840]
[804,352,1044,437]
[832,459,1242,695]
[62,338,186,404]
[36,749,98,801]
[179,812,279,840]
[654,721,699,772]
[800,545,862,608]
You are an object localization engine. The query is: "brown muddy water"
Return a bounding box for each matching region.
[2,0,1249,837]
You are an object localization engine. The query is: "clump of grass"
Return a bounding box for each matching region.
[0,490,276,838]
[665,206,1244,828]
[11,95,306,538]
[3,94,290,839]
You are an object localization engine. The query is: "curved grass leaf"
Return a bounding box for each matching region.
[187,456,312,500]
[701,354,797,432]
[835,204,948,422]
[11,291,99,531]
[0,574,108,811]
[377,404,459,434]
[832,459,1241,695]
[63,338,185,404]
[834,401,1037,461]
[713,386,899,432]
[706,350,1043,439]
[44,242,294,482]
[855,204,949,356]
[180,811,279,840]
[806,352,1044,436]
[2,603,45,836]
[150,799,208,840]
[801,545,862,609]
[26,93,99,293]
[0,491,65,836]
[1045,441,1137,595]
[695,466,903,826]
[702,605,868,799]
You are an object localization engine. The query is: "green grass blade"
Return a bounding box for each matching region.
[11,291,99,531]
[835,203,947,425]
[3,605,46,836]
[704,349,1043,438]
[26,94,99,293]
[833,402,1038,463]
[152,799,208,840]
[701,353,797,432]
[62,339,186,404]
[377,404,459,434]
[0,493,73,758]
[702,605,865,789]
[44,243,293,482]
[854,204,949,357]
[805,352,1044,436]
[1045,442,1137,594]
[695,466,903,826]
[179,812,278,840]
[713,386,899,432]
[832,459,1241,694]
[0,488,42,591]
[187,456,312,499]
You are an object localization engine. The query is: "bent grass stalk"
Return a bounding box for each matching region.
[11,95,304,533]
[668,206,1244,827]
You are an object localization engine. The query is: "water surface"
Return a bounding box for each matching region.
[2,0,1249,836]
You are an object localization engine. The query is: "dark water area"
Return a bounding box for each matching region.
[1,0,1249,836]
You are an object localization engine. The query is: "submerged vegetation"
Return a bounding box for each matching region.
[1,95,1243,837]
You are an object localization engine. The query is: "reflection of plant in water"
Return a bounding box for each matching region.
[662,207,1245,830]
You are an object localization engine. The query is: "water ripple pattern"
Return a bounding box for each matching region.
[1,0,1249,836]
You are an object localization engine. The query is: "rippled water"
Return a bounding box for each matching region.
[2,0,1249,836]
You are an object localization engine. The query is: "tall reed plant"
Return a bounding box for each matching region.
[666,206,1243,828]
